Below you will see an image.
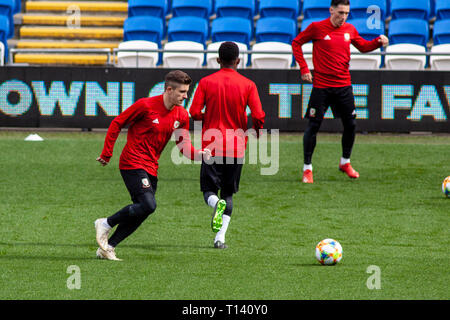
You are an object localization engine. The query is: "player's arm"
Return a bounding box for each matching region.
[173,114,211,161]
[351,27,389,52]
[247,82,266,138]
[292,24,315,82]
[189,80,205,121]
[97,99,145,165]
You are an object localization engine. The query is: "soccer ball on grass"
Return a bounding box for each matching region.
[315,238,343,265]
[442,176,450,198]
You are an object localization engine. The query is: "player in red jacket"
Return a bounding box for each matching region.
[292,0,389,183]
[190,42,265,249]
[94,70,210,260]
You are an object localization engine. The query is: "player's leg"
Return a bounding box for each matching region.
[334,86,359,179]
[302,87,328,183]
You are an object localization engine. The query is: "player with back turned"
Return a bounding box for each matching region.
[292,0,389,183]
[94,70,210,261]
[190,42,266,249]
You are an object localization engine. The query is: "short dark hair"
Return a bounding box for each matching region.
[218,41,239,63]
[331,0,350,7]
[164,70,192,90]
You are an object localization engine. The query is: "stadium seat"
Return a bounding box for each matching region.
[128,0,168,20]
[255,17,297,44]
[211,17,252,47]
[214,0,255,20]
[251,41,293,69]
[123,16,164,44]
[206,41,248,68]
[433,19,450,45]
[301,42,314,70]
[0,15,8,62]
[349,0,387,21]
[172,0,212,19]
[258,0,300,20]
[348,18,385,41]
[117,40,159,68]
[12,0,19,14]
[302,0,331,19]
[162,40,205,68]
[300,18,321,31]
[0,40,4,65]
[430,44,450,70]
[0,0,14,38]
[388,18,429,47]
[390,0,431,20]
[384,44,427,70]
[435,0,450,20]
[349,45,382,69]
[167,16,209,44]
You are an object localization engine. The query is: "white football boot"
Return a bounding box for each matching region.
[94,218,111,251]
[96,247,122,261]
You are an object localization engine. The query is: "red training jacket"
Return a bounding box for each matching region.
[292,18,382,88]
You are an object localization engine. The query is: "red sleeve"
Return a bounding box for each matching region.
[174,111,204,161]
[292,23,315,75]
[189,80,205,121]
[351,26,382,52]
[248,82,265,130]
[100,99,146,162]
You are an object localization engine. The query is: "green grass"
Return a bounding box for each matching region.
[0,131,448,300]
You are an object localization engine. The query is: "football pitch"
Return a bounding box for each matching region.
[0,130,448,300]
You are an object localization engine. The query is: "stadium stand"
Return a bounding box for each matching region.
[211,17,252,47]
[258,0,300,20]
[214,0,255,20]
[128,0,168,20]
[123,16,163,44]
[0,0,14,38]
[435,0,450,20]
[349,0,387,21]
[167,16,208,43]
[255,17,297,44]
[0,13,8,62]
[117,40,159,67]
[302,0,331,19]
[162,40,205,67]
[433,19,450,45]
[251,41,293,69]
[171,0,212,19]
[390,0,431,21]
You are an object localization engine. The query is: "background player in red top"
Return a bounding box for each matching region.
[190,42,265,249]
[292,0,389,183]
[94,70,210,260]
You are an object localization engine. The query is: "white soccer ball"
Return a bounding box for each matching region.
[442,176,450,198]
[315,238,343,265]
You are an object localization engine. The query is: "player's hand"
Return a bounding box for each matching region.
[200,148,212,161]
[96,156,108,166]
[301,72,313,83]
[378,35,389,47]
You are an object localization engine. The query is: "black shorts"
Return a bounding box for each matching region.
[305,86,356,121]
[120,169,158,203]
[200,157,243,195]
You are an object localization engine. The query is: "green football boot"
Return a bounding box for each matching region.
[211,199,226,233]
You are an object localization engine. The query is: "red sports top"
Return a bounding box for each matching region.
[100,95,201,177]
[292,18,382,88]
[189,68,265,158]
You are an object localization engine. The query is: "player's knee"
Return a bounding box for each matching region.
[307,119,322,133]
[134,193,156,217]
[223,195,233,216]
[203,191,216,206]
[342,118,356,131]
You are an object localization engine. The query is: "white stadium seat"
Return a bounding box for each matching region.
[384,44,426,70]
[251,41,293,69]
[162,41,205,68]
[349,44,381,69]
[206,41,249,69]
[117,40,159,68]
[430,44,450,71]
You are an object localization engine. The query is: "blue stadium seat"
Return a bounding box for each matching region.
[0,15,8,62]
[390,0,431,20]
[349,0,387,21]
[388,18,429,47]
[302,0,330,19]
[211,17,252,46]
[167,16,209,43]
[12,0,19,14]
[128,0,168,19]
[0,0,14,38]
[214,0,255,20]
[255,17,297,44]
[123,16,164,45]
[259,0,300,20]
[348,18,385,41]
[435,0,450,20]
[433,19,450,45]
[172,0,212,18]
[300,17,322,31]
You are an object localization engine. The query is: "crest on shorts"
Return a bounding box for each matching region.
[309,108,316,117]
[142,178,150,188]
[173,120,180,129]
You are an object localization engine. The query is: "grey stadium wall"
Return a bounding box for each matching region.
[0,67,449,133]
